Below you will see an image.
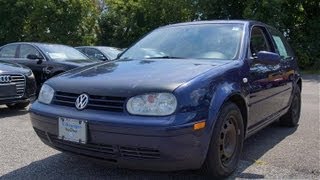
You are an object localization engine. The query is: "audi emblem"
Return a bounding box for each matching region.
[0,75,11,83]
[75,94,89,110]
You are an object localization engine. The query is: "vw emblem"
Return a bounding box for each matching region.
[0,75,11,83]
[75,94,89,110]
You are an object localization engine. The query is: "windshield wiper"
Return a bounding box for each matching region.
[145,56,185,59]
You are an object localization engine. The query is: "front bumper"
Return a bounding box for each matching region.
[30,102,211,171]
[0,96,35,105]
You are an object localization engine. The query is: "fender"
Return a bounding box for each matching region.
[207,81,247,131]
[48,67,66,78]
[193,81,248,166]
[51,70,65,77]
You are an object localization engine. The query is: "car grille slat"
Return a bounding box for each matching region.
[89,99,124,104]
[88,104,123,109]
[11,78,25,81]
[49,136,116,155]
[119,146,160,159]
[52,91,126,112]
[55,94,77,100]
[54,100,75,106]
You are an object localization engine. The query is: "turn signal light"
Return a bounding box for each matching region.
[193,121,206,130]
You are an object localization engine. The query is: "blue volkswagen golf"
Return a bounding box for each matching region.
[30,20,301,178]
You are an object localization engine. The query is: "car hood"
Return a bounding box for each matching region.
[0,60,31,74]
[47,59,230,97]
[56,59,100,67]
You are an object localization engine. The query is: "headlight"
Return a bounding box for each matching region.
[27,71,34,78]
[38,84,55,104]
[126,93,177,116]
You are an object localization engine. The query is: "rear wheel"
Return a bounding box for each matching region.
[279,87,301,127]
[203,102,244,178]
[6,102,30,109]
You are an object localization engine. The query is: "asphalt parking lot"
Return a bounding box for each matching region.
[0,75,319,179]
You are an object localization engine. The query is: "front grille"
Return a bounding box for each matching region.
[49,135,116,156]
[34,128,161,160]
[120,146,160,159]
[0,74,25,99]
[53,91,126,112]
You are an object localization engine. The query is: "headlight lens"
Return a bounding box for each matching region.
[38,84,55,104]
[126,93,177,116]
[27,70,34,77]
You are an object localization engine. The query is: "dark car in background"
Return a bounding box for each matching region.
[76,46,122,61]
[30,20,301,178]
[0,60,36,109]
[0,43,100,87]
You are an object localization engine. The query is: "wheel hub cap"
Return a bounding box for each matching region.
[219,117,237,165]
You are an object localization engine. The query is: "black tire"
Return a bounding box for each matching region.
[279,87,301,127]
[202,102,244,178]
[6,102,30,109]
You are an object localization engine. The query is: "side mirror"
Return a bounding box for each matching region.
[27,54,44,64]
[253,51,281,65]
[27,54,42,60]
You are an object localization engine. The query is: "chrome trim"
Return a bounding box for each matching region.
[0,75,11,83]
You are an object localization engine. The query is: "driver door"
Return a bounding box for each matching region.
[248,26,285,127]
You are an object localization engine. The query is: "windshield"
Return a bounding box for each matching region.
[98,47,122,60]
[39,44,89,61]
[120,23,244,60]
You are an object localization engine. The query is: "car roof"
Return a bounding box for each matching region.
[160,20,265,28]
[4,42,72,47]
[76,46,118,49]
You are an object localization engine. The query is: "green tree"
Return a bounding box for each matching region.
[0,0,32,45]
[0,0,99,46]
[244,0,320,70]
[196,0,248,19]
[99,0,196,47]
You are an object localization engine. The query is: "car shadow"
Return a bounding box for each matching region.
[0,122,297,180]
[0,106,29,119]
[237,122,298,178]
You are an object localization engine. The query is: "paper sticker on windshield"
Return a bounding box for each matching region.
[232,27,240,31]
[48,53,67,59]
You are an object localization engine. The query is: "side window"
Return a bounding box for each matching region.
[250,27,272,57]
[76,48,85,53]
[19,44,42,59]
[0,45,18,58]
[268,28,294,60]
[86,48,105,60]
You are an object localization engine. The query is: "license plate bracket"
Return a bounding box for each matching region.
[58,117,87,144]
[0,85,16,97]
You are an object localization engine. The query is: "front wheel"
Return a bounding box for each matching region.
[6,102,30,109]
[202,102,244,178]
[279,87,301,127]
